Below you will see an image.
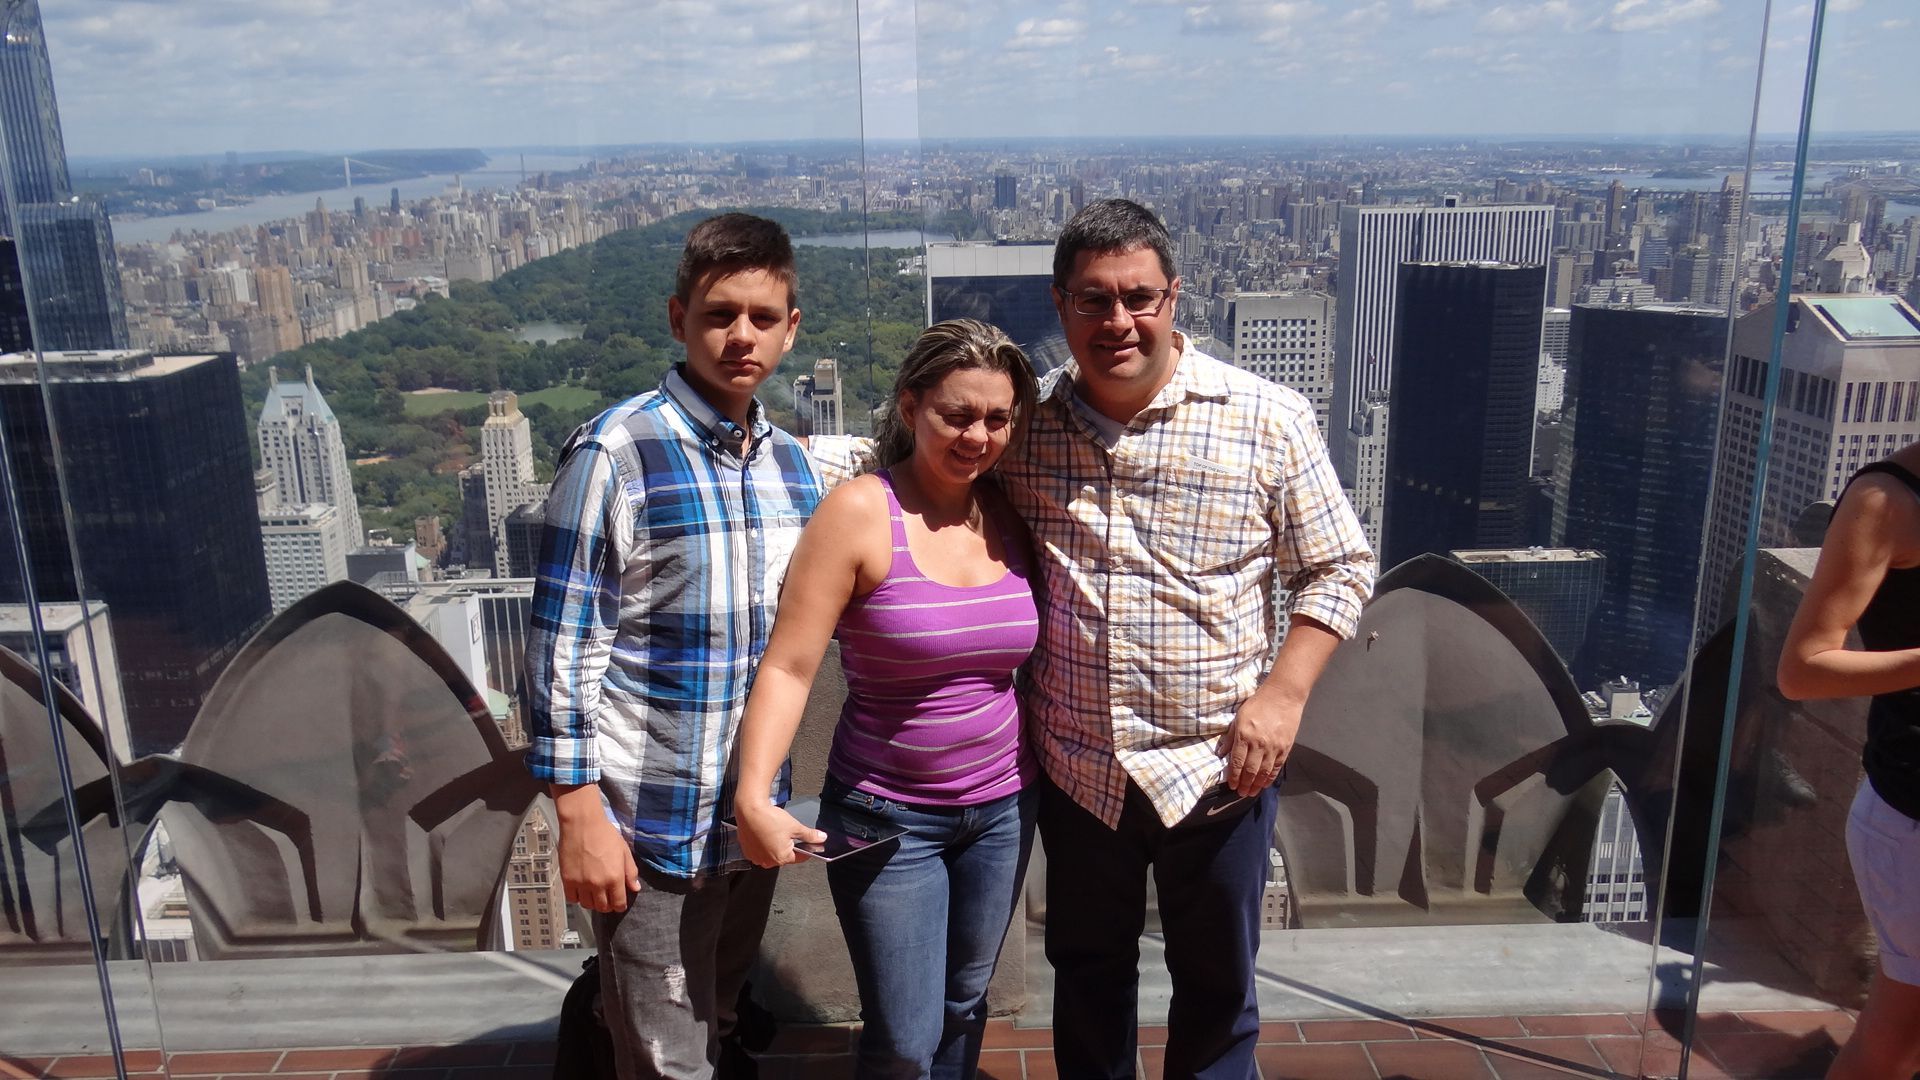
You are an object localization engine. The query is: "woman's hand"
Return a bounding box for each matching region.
[737,800,829,868]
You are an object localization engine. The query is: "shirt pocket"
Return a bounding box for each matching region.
[762,510,808,598]
[1139,459,1268,575]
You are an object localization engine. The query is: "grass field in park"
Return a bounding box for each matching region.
[401,384,603,416]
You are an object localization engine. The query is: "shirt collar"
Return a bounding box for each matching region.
[1041,331,1232,413]
[663,366,770,452]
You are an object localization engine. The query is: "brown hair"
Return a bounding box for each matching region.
[1052,198,1176,288]
[674,212,798,309]
[872,319,1038,469]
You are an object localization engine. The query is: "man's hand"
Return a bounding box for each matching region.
[1220,687,1304,797]
[1220,616,1342,797]
[552,783,641,913]
[736,800,829,868]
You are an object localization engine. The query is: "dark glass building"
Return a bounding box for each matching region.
[992,174,1016,210]
[1552,304,1727,691]
[0,351,271,753]
[0,237,29,351]
[504,503,544,579]
[1451,547,1606,669]
[925,241,1070,371]
[0,0,128,351]
[1381,261,1545,568]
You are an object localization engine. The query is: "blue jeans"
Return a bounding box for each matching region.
[822,774,1037,1080]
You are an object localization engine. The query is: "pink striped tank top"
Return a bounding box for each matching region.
[826,470,1038,806]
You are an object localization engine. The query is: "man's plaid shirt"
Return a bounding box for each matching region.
[525,369,822,877]
[813,336,1374,828]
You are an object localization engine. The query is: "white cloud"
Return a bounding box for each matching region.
[1409,0,1460,11]
[1007,16,1087,48]
[1607,0,1722,32]
[1095,45,1165,72]
[1479,1,1577,34]
[1342,2,1391,27]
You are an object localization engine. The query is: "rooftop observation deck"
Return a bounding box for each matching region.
[0,554,1885,1079]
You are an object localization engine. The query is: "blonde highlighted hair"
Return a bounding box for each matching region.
[870,319,1038,470]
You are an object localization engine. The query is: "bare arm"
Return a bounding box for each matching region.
[734,477,889,866]
[1778,474,1920,700]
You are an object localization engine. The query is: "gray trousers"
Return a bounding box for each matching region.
[591,864,779,1079]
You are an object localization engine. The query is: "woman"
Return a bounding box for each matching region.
[1778,438,1920,1080]
[733,318,1039,1080]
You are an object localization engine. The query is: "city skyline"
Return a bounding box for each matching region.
[31,0,1912,158]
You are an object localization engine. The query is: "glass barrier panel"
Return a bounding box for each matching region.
[0,411,131,1073]
[0,1,164,1074]
[7,0,875,1073]
[1685,1,1918,1077]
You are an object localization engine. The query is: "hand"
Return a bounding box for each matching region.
[1220,688,1303,797]
[736,801,829,868]
[552,785,642,913]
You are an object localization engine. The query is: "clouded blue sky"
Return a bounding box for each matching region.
[36,0,1909,159]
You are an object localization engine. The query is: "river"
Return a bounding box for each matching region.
[110,152,596,245]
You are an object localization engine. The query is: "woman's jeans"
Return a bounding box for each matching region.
[821,775,1037,1080]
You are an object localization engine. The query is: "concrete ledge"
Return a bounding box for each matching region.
[0,920,1838,1057]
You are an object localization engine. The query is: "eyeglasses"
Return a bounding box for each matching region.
[1055,286,1173,318]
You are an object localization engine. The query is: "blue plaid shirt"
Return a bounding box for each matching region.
[525,368,823,878]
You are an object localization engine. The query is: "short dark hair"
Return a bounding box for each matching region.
[675,212,798,309]
[872,319,1038,470]
[1052,199,1177,289]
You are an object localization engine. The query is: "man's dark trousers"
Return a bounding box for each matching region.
[1041,776,1281,1079]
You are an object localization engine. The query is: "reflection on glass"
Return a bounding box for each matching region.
[1686,0,1919,1075]
[5,0,883,1065]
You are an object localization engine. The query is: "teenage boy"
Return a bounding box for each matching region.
[525,212,821,1079]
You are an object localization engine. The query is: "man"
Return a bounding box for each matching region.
[525,212,820,1079]
[816,198,1373,1077]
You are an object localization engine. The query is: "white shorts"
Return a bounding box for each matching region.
[1847,779,1920,986]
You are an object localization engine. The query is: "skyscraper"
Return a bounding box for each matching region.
[0,236,27,351]
[455,463,493,572]
[257,365,364,546]
[1347,393,1390,554]
[792,356,844,437]
[259,503,349,614]
[0,0,128,351]
[1380,261,1545,568]
[0,600,125,757]
[1700,295,1920,637]
[925,242,1068,371]
[1552,304,1727,690]
[0,350,271,754]
[1331,203,1554,484]
[1450,547,1605,668]
[993,174,1016,211]
[1217,291,1332,436]
[481,391,545,577]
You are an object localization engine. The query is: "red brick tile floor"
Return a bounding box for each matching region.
[0,1007,1871,1079]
